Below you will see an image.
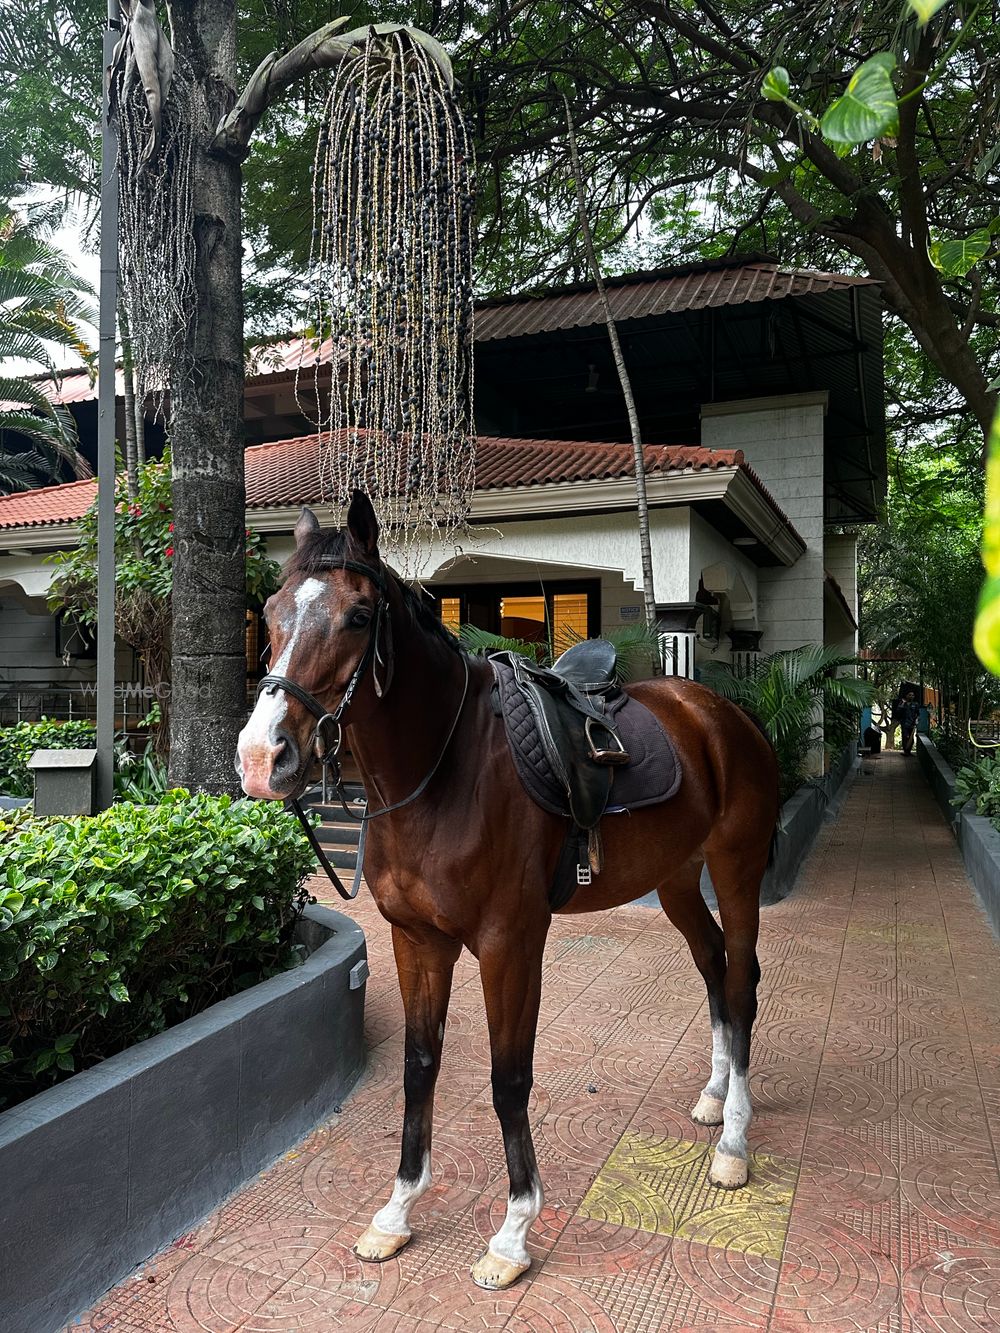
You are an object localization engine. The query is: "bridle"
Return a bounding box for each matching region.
[254,557,469,899]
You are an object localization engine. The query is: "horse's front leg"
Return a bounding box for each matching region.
[355,923,460,1262]
[470,927,546,1290]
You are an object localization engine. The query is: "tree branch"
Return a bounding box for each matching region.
[209,21,454,163]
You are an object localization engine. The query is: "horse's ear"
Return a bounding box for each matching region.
[346,490,379,558]
[294,507,320,549]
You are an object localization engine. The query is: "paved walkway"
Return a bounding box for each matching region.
[74,752,1000,1332]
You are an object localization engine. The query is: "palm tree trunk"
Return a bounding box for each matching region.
[119,303,139,499]
[135,393,146,468]
[167,0,247,793]
[563,98,659,671]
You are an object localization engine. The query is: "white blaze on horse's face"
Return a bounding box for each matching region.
[236,577,328,799]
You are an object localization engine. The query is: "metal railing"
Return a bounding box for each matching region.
[0,680,262,731]
[0,681,152,731]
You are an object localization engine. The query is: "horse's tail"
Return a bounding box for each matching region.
[738,706,781,868]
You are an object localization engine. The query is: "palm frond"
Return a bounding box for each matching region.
[458,625,543,659]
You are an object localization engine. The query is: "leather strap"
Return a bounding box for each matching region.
[287,651,470,901]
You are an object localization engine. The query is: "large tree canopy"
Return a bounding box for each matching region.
[240,2,1000,456]
[6,2,997,450]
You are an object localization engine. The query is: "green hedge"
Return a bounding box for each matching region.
[0,718,96,797]
[0,791,316,1110]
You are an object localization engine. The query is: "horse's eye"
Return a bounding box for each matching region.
[347,608,372,630]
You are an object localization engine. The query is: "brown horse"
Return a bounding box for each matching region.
[237,494,779,1290]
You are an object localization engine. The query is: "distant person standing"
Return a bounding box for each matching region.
[884,695,902,750]
[899,690,920,755]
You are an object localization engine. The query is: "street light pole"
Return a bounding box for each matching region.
[95,0,120,810]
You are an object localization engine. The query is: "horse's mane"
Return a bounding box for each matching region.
[283,528,463,655]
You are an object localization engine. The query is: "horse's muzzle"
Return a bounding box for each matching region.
[236,727,303,800]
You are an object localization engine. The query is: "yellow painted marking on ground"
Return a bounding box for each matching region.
[577,1131,797,1258]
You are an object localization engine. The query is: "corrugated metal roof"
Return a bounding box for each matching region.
[26,260,877,405]
[474,262,877,342]
[0,432,769,529]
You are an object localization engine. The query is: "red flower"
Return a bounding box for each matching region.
[245,528,251,536]
[168,522,174,532]
[165,546,174,557]
[129,504,142,516]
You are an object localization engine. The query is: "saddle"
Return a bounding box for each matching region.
[491,641,627,830]
[490,641,681,908]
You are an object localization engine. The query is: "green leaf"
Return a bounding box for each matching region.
[251,895,265,911]
[928,229,992,278]
[54,1033,78,1053]
[761,67,790,102]
[820,53,899,145]
[0,1046,13,1065]
[56,1051,75,1072]
[906,0,948,23]
[109,981,130,1003]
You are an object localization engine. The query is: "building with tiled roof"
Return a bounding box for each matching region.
[0,256,879,719]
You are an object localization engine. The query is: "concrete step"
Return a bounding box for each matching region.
[312,845,359,870]
[315,823,361,848]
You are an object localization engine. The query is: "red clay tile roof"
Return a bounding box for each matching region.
[243,432,744,508]
[0,477,98,528]
[0,432,791,536]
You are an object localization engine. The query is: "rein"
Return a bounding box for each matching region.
[255,558,469,900]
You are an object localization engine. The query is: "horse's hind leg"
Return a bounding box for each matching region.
[470,927,546,1291]
[703,838,763,1190]
[355,925,460,1262]
[656,857,730,1127]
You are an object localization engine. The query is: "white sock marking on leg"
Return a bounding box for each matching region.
[488,1184,544,1266]
[371,1152,431,1236]
[703,1021,731,1101]
[717,1069,752,1161]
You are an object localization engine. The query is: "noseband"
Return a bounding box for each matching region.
[253,556,468,900]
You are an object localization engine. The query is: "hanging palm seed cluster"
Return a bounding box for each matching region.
[111,44,196,416]
[307,32,476,569]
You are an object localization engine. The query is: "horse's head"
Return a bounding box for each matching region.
[236,492,389,800]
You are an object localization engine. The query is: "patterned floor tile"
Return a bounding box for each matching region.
[577,1130,796,1258]
[72,753,1000,1332]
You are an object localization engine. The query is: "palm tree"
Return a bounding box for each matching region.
[701,645,874,800]
[0,206,95,492]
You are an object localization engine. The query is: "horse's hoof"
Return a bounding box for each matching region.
[709,1150,749,1189]
[354,1223,411,1262]
[691,1092,725,1126]
[470,1248,530,1290]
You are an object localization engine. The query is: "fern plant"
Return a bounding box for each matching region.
[458,623,662,683]
[700,645,874,801]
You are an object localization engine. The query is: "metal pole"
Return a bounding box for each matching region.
[95,2,120,810]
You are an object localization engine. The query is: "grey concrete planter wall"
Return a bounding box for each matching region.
[957,812,1000,939]
[916,733,962,829]
[915,734,1000,940]
[0,903,367,1333]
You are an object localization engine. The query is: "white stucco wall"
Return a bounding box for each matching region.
[419,507,692,605]
[824,532,858,656]
[702,393,826,654]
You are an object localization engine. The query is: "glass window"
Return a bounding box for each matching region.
[500,594,547,642]
[553,592,589,646]
[439,597,462,634]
